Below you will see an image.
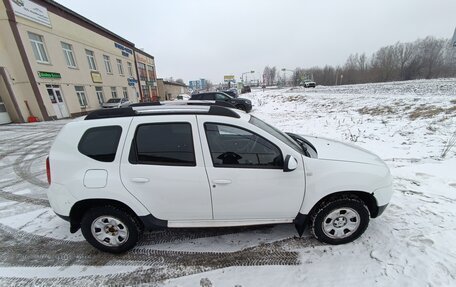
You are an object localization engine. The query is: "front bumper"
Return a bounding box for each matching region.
[376,204,389,217]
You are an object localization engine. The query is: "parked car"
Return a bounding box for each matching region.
[47,104,393,253]
[303,81,316,88]
[241,85,251,93]
[102,98,130,108]
[175,94,191,100]
[190,92,252,112]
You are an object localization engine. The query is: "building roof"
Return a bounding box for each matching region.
[39,0,134,47]
[160,79,188,87]
[134,48,155,60]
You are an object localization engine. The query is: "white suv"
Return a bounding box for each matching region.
[47,104,393,253]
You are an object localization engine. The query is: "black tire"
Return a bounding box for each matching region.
[310,196,369,245]
[81,206,142,254]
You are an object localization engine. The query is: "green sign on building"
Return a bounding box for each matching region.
[38,71,61,79]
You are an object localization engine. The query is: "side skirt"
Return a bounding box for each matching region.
[167,218,293,228]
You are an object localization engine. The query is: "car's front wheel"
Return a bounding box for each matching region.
[235,104,246,112]
[81,206,142,253]
[310,196,369,245]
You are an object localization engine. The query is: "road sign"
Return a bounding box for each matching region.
[224,75,235,82]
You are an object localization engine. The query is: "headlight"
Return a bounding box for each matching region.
[244,100,251,104]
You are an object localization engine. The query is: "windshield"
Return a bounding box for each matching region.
[249,115,303,154]
[107,99,121,103]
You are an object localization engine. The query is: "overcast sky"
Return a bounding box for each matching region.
[56,0,456,84]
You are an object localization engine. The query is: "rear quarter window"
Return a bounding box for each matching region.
[78,126,122,162]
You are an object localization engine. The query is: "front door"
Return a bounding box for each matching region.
[46,85,69,118]
[120,115,213,221]
[197,116,305,220]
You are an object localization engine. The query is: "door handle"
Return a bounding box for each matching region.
[131,177,150,183]
[212,179,232,185]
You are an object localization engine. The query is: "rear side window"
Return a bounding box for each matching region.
[202,94,214,100]
[78,126,122,162]
[130,123,195,166]
[191,94,202,100]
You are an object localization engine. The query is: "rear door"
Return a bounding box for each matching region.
[120,115,213,220]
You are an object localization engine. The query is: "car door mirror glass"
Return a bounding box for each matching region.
[284,155,298,172]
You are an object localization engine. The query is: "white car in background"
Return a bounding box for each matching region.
[101,98,130,108]
[46,103,393,253]
[175,93,191,100]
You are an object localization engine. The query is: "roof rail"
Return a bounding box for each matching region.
[85,104,240,120]
[128,100,235,109]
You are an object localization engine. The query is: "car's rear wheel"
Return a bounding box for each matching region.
[81,206,142,253]
[310,196,369,245]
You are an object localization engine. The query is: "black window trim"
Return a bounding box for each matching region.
[77,125,123,162]
[204,122,284,170]
[129,121,197,167]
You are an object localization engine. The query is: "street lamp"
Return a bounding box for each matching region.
[242,70,255,85]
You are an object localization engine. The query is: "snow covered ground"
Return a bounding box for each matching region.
[0,79,455,286]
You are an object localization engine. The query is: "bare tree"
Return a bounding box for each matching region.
[419,36,445,79]
[263,36,456,86]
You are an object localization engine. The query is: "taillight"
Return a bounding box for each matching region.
[46,157,51,184]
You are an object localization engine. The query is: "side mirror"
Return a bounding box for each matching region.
[283,155,298,172]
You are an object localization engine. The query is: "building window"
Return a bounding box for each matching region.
[122,87,128,99]
[147,65,155,80]
[85,49,97,70]
[141,85,150,100]
[75,86,88,107]
[28,32,49,63]
[103,55,112,74]
[61,42,76,68]
[127,62,133,77]
[116,59,124,75]
[138,62,147,81]
[111,87,117,98]
[95,87,104,104]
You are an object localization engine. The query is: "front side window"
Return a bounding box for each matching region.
[75,86,88,107]
[215,93,229,101]
[204,123,283,168]
[95,86,104,104]
[61,42,76,68]
[78,126,122,162]
[130,123,195,166]
[85,49,97,70]
[116,59,124,75]
[111,87,117,98]
[28,32,49,63]
[103,55,112,73]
